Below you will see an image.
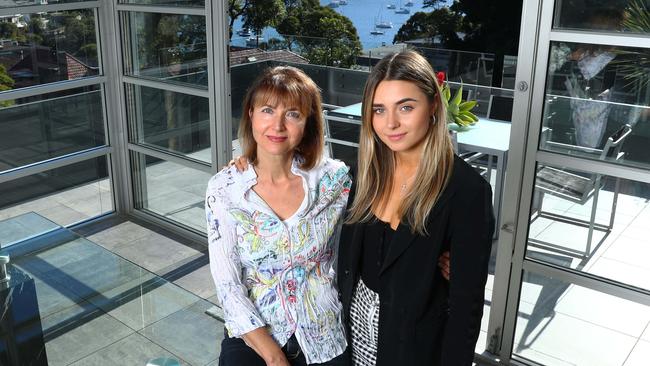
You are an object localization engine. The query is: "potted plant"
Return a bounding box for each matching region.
[436,71,479,128]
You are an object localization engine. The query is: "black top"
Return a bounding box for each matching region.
[360,218,395,293]
[338,155,496,366]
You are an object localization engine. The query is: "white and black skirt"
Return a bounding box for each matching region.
[349,279,380,366]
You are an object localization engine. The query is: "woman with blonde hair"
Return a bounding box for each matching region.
[206,66,351,366]
[338,50,495,365]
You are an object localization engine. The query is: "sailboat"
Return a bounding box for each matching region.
[370,28,385,35]
[395,6,410,14]
[375,19,393,28]
[405,0,414,6]
[386,3,396,9]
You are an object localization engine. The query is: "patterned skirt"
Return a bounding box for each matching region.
[349,279,380,366]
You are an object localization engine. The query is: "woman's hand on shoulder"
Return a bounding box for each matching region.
[223,156,249,172]
[438,250,450,281]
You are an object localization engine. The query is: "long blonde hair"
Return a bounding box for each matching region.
[347,50,454,235]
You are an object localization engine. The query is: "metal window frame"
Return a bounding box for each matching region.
[0,1,100,16]
[0,147,111,184]
[485,0,543,360]
[494,0,650,365]
[0,77,106,102]
[115,3,205,16]
[122,76,209,98]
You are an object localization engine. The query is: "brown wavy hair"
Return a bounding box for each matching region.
[239,66,324,170]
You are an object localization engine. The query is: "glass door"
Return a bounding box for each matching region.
[494,0,650,365]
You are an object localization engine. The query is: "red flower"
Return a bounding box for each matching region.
[436,71,446,86]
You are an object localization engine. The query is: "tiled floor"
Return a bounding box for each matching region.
[2,158,650,365]
[1,215,224,366]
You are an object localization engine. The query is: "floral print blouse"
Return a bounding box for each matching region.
[206,157,351,364]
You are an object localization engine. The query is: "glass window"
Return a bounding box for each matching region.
[121,12,207,87]
[131,152,210,232]
[0,10,99,90]
[513,271,650,365]
[118,0,204,7]
[125,84,210,162]
[541,42,650,169]
[0,86,105,172]
[528,165,650,291]
[554,0,650,34]
[0,0,88,8]
[0,156,113,227]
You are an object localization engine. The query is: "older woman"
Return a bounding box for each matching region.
[206,66,351,366]
[338,50,495,365]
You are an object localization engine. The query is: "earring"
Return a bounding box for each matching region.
[431,115,436,124]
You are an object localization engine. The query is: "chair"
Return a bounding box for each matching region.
[530,123,632,259]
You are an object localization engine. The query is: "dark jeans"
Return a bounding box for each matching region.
[219,333,350,366]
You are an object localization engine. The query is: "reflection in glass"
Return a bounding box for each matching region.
[0,0,87,8]
[131,152,209,232]
[119,0,204,7]
[514,271,650,366]
[122,12,207,87]
[0,86,105,172]
[554,0,650,35]
[541,42,650,168]
[125,84,210,162]
[528,165,650,290]
[0,10,99,90]
[0,156,112,227]
[417,46,495,86]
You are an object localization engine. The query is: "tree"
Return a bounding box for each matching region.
[393,9,463,47]
[448,0,523,86]
[227,0,285,42]
[394,0,522,87]
[0,65,15,107]
[278,5,361,67]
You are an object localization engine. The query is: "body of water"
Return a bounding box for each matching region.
[231,0,451,51]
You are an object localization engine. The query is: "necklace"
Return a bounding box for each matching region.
[399,174,416,194]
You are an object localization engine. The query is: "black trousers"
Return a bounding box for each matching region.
[218,333,350,366]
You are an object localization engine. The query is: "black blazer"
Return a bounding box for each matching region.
[338,155,495,366]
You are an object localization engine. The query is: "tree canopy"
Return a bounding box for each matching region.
[393,8,464,48]
[229,0,361,68]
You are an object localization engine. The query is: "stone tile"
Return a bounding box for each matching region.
[554,284,650,337]
[602,235,650,271]
[43,301,133,366]
[88,278,200,331]
[513,307,636,366]
[624,340,650,366]
[139,299,224,366]
[63,196,112,218]
[168,206,206,232]
[172,262,216,300]
[111,232,200,275]
[147,190,204,216]
[39,204,90,227]
[50,183,104,205]
[534,220,607,257]
[87,221,156,250]
[32,277,85,320]
[0,211,60,246]
[69,332,189,366]
[588,257,650,292]
[43,244,151,301]
[643,323,650,342]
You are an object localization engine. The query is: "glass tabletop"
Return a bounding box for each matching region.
[0,213,223,365]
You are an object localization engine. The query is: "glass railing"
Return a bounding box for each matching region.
[0,86,105,172]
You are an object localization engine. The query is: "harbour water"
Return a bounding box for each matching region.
[231,0,452,51]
